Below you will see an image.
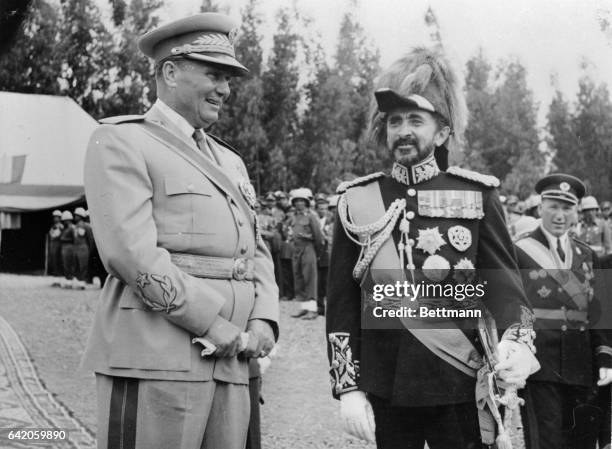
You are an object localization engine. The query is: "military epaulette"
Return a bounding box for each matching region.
[99,115,145,125]
[446,166,500,188]
[336,172,385,194]
[208,134,242,157]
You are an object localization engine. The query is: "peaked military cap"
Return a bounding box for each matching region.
[535,173,585,206]
[138,13,248,76]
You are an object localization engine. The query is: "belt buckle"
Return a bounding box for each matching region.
[233,258,253,281]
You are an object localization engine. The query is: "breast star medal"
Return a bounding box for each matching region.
[238,179,257,209]
[415,227,446,255]
[447,225,472,252]
[422,254,451,282]
[453,258,476,284]
[537,286,551,298]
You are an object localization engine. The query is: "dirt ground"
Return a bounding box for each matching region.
[0,274,372,449]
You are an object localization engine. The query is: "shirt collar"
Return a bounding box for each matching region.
[540,224,569,250]
[390,153,440,186]
[154,99,203,142]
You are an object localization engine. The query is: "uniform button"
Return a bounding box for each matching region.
[561,324,567,331]
[240,246,247,255]
[579,326,586,332]
[407,188,416,197]
[186,183,195,192]
[237,218,244,226]
[406,211,415,219]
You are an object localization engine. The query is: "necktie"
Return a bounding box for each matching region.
[192,130,215,162]
[556,237,566,262]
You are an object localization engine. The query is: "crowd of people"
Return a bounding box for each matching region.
[45,207,105,289]
[255,188,338,319]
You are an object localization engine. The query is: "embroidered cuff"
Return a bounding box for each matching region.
[596,346,612,369]
[596,345,612,357]
[328,332,359,396]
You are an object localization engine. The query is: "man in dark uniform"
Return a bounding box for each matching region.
[315,193,333,316]
[73,207,94,289]
[326,47,539,448]
[289,187,324,320]
[46,209,64,276]
[514,174,612,449]
[59,210,76,288]
[81,13,278,449]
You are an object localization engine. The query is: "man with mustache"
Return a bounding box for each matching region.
[326,47,539,448]
[82,13,279,449]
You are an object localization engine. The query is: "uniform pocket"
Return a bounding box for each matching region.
[164,176,213,196]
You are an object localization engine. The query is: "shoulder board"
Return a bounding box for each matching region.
[208,134,242,157]
[336,172,385,194]
[446,166,500,188]
[99,115,145,125]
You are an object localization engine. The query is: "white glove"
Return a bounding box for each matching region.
[339,390,376,443]
[598,367,612,386]
[494,340,540,387]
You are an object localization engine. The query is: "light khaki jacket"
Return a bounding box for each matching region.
[81,104,278,383]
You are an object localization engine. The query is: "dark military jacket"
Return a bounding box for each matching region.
[326,155,532,407]
[515,226,612,386]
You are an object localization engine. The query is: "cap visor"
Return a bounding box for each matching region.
[184,53,249,76]
[375,89,422,113]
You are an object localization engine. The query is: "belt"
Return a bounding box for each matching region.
[533,308,588,323]
[170,253,254,281]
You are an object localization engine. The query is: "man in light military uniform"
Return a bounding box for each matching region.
[514,174,612,449]
[576,196,612,257]
[289,187,324,320]
[82,13,278,449]
[326,47,539,448]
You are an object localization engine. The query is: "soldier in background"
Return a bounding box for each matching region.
[315,194,333,316]
[279,194,295,301]
[59,210,76,288]
[73,207,94,289]
[289,188,323,320]
[576,196,612,257]
[46,209,64,277]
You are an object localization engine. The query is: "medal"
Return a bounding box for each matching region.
[453,258,476,283]
[448,226,472,252]
[422,255,450,282]
[537,286,551,298]
[238,179,257,209]
[415,227,446,255]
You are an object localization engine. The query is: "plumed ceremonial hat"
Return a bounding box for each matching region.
[138,13,248,76]
[535,173,585,206]
[370,47,467,152]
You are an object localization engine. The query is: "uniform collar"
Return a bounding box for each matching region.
[154,99,203,143]
[390,153,440,186]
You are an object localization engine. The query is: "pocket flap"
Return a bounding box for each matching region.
[165,177,212,196]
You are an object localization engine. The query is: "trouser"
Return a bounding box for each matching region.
[61,244,76,279]
[292,244,317,302]
[521,381,601,449]
[317,265,328,313]
[279,258,294,298]
[95,374,250,449]
[74,244,90,281]
[48,240,63,276]
[369,395,485,449]
[598,384,611,448]
[246,376,261,449]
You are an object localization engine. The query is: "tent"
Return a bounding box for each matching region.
[0,92,98,271]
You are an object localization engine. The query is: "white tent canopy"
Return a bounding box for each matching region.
[0,92,98,213]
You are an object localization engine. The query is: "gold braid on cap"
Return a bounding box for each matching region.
[171,33,236,58]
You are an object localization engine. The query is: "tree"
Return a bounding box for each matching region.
[0,0,62,94]
[547,89,581,175]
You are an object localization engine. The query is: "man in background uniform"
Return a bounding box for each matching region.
[326,47,539,448]
[315,193,333,316]
[46,209,64,276]
[289,187,323,320]
[81,13,278,449]
[73,207,93,289]
[515,174,612,449]
[576,196,612,257]
[59,210,76,288]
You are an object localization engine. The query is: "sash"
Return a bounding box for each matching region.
[346,183,484,377]
[138,119,255,222]
[516,237,589,310]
